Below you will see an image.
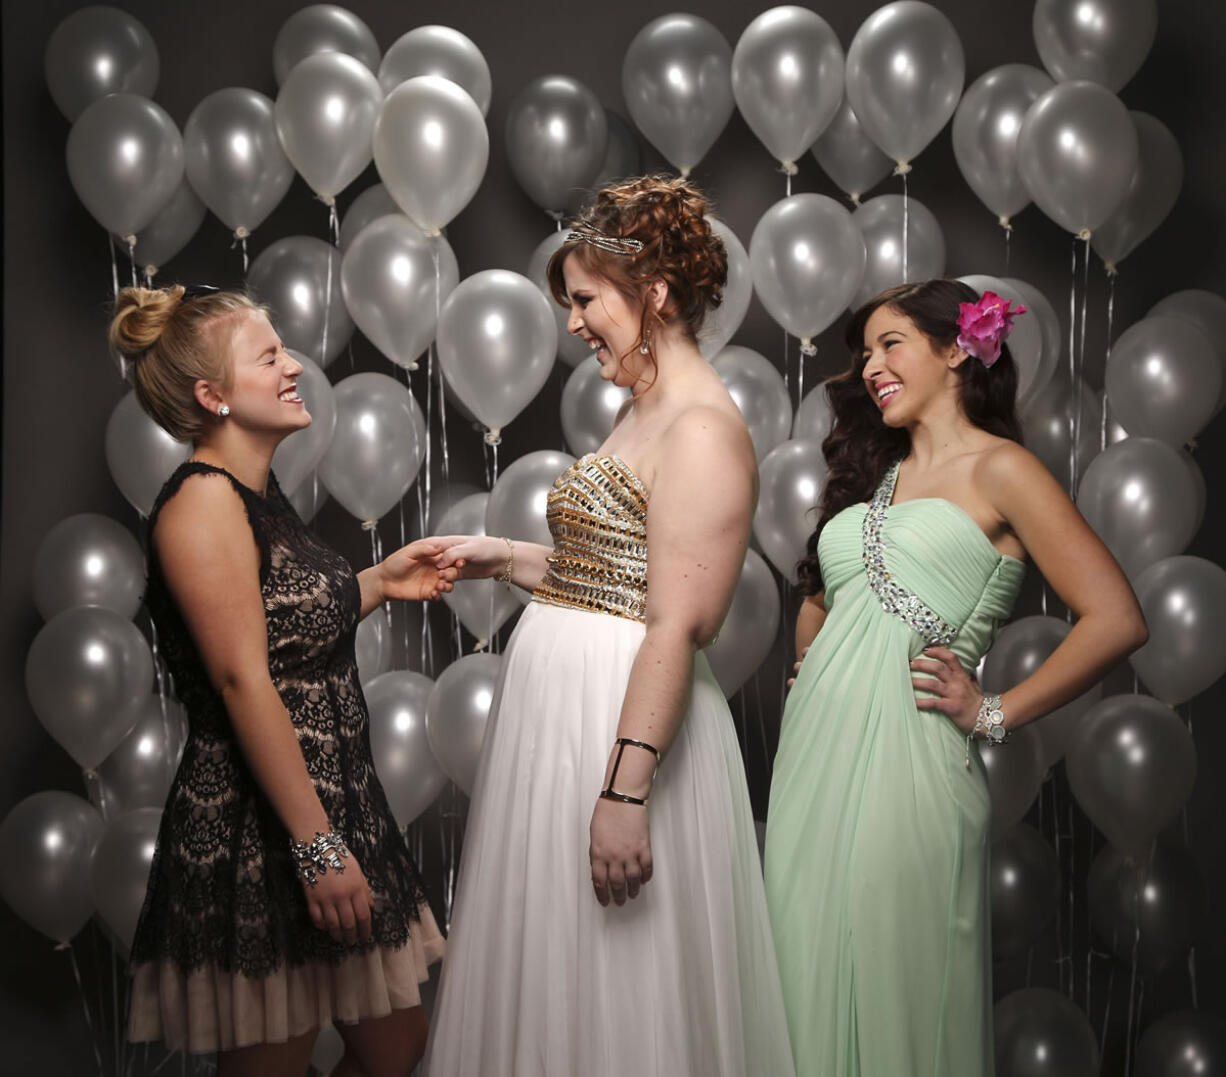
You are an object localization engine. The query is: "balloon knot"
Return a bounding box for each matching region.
[319,194,336,208]
[680,167,692,179]
[998,216,1013,232]
[82,767,98,779]
[799,338,817,357]
[233,226,250,240]
[1105,262,1119,278]
[779,160,799,176]
[360,519,378,532]
[483,427,502,446]
[893,161,912,176]
[849,193,862,207]
[424,227,442,238]
[144,265,159,279]
[472,637,489,652]
[546,210,564,223]
[54,941,71,952]
[1078,228,1092,241]
[405,361,420,372]
[123,233,137,248]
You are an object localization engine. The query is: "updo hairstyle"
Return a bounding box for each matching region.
[546,175,728,372]
[109,285,265,442]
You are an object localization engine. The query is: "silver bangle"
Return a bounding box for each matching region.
[965,694,1008,768]
[494,536,514,584]
[290,829,350,887]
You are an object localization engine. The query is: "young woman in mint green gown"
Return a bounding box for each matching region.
[764,279,1147,1076]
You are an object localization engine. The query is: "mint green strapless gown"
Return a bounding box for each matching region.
[765,462,1025,1077]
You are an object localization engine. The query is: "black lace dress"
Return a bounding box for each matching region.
[127,463,444,1054]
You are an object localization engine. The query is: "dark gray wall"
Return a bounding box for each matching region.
[4,0,1225,1071]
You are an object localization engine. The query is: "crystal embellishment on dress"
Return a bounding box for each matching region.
[533,454,649,623]
[862,461,958,647]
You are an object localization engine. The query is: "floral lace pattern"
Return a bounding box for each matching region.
[131,462,429,977]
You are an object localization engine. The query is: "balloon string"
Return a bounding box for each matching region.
[398,496,412,671]
[127,237,138,288]
[1067,239,1078,498]
[901,169,909,282]
[1065,789,1076,997]
[1052,775,1066,992]
[321,205,338,365]
[109,234,120,300]
[241,235,249,276]
[782,329,791,404]
[1072,236,1091,491]
[63,943,106,1076]
[1188,946,1200,1009]
[1003,221,1012,274]
[751,660,769,768]
[1099,956,1116,1055]
[433,246,451,481]
[1102,269,1117,451]
[1123,855,1145,1075]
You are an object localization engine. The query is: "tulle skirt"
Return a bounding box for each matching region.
[423,601,794,1076]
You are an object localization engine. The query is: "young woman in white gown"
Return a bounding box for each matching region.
[422,176,794,1076]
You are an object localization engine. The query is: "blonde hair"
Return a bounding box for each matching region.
[108,285,266,442]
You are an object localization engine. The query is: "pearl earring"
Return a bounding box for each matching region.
[218,405,230,418]
[639,328,652,356]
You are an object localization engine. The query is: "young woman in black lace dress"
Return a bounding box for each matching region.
[109,285,453,1077]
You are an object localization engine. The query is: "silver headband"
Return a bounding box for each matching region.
[566,224,645,256]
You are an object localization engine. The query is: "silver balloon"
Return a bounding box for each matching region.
[373,76,489,235]
[318,372,426,525]
[437,270,558,437]
[982,615,1102,769]
[105,390,192,517]
[1105,315,1218,446]
[436,494,520,644]
[506,76,607,216]
[528,230,594,369]
[0,792,103,942]
[958,274,1047,404]
[1077,438,1199,579]
[90,807,161,954]
[705,549,781,697]
[354,606,392,686]
[122,177,206,278]
[26,606,153,770]
[1018,374,1101,491]
[311,1025,346,1077]
[990,823,1060,958]
[272,4,380,87]
[731,6,844,167]
[560,362,630,457]
[340,215,460,369]
[750,193,866,345]
[275,52,382,202]
[1093,113,1183,270]
[844,1,965,168]
[248,236,354,367]
[1067,694,1195,857]
[378,25,491,115]
[1137,1011,1226,1077]
[810,96,893,204]
[952,64,1054,224]
[979,725,1045,837]
[288,471,330,524]
[1148,289,1226,411]
[33,512,144,621]
[1130,556,1226,705]
[1033,0,1157,92]
[96,695,188,817]
[44,6,158,122]
[1088,838,1205,974]
[752,439,826,583]
[1001,276,1060,408]
[366,671,448,827]
[339,183,401,252]
[698,217,753,360]
[622,13,735,175]
[272,351,336,494]
[1016,80,1138,237]
[66,93,184,240]
[184,87,294,237]
[852,195,946,309]
[560,110,644,217]
[712,346,791,462]
[793,383,834,444]
[487,450,575,549]
[426,653,502,794]
[994,988,1099,1077]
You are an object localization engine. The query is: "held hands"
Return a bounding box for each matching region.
[377,540,459,602]
[910,646,983,734]
[303,853,376,946]
[427,534,508,581]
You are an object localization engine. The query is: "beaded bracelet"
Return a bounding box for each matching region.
[494,536,514,584]
[290,829,350,887]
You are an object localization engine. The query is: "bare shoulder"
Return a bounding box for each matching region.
[662,403,755,468]
[974,438,1052,493]
[154,471,253,558]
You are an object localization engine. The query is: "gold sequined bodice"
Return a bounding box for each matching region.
[532,454,649,623]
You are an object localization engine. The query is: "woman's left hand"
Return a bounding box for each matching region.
[378,540,458,602]
[589,797,653,908]
[910,646,982,735]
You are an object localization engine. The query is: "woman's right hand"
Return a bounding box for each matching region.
[787,645,811,688]
[303,854,375,945]
[427,534,508,580]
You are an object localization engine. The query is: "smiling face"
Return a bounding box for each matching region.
[559,253,652,389]
[213,310,310,434]
[860,304,967,427]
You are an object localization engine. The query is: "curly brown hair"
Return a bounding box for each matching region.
[545,175,727,383]
[796,279,1023,595]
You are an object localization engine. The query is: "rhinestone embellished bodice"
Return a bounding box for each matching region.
[532,454,649,623]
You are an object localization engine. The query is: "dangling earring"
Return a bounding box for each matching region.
[639,327,652,355]
[218,404,230,418]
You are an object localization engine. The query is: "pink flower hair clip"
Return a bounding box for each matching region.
[956,291,1027,369]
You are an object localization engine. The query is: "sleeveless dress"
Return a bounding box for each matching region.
[424,454,794,1077]
[127,462,444,1054]
[764,461,1025,1077]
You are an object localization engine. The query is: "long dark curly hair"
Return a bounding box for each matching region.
[796,279,1023,595]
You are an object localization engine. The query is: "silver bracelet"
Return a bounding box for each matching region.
[494,536,514,584]
[964,694,1008,768]
[290,829,350,887]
